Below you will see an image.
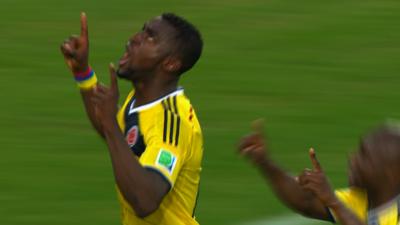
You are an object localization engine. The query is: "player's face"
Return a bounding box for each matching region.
[348,152,365,187]
[117,17,177,80]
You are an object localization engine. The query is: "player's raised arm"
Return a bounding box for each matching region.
[60,12,105,138]
[238,120,331,220]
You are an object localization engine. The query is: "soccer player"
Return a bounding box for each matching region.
[60,12,204,225]
[238,120,400,225]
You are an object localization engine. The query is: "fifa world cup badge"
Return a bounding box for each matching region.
[156,149,177,174]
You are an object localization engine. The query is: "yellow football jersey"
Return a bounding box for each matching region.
[115,88,203,225]
[333,188,399,225]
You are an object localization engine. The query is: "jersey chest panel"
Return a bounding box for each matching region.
[123,98,146,157]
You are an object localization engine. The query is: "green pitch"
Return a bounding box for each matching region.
[1,0,400,224]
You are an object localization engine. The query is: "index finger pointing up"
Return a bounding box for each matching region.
[309,148,322,171]
[109,63,119,93]
[80,12,88,41]
[251,118,265,135]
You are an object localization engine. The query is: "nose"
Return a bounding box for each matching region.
[126,33,142,52]
[131,31,144,45]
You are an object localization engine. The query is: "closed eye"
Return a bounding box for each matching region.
[146,28,156,38]
[141,22,157,42]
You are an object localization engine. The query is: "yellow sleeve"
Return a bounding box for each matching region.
[140,144,184,188]
[332,188,368,222]
[139,110,190,189]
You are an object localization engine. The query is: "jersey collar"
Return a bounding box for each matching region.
[128,87,184,114]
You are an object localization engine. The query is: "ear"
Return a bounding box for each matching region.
[162,56,182,74]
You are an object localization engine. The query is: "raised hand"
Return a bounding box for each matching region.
[92,63,120,129]
[60,12,89,73]
[238,119,269,165]
[309,148,322,172]
[298,148,338,207]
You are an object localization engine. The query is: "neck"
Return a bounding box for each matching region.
[367,185,400,208]
[132,76,178,107]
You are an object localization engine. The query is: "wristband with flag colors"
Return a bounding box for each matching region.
[74,66,98,89]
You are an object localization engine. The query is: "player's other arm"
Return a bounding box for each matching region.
[104,122,169,217]
[238,120,330,220]
[60,12,104,138]
[300,149,366,225]
[92,65,169,217]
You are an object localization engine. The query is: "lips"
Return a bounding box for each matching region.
[119,52,130,67]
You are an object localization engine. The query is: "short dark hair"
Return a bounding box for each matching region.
[362,123,400,164]
[161,13,203,75]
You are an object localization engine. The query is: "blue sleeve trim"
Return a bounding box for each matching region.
[144,166,172,191]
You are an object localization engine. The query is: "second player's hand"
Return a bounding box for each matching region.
[238,119,269,165]
[298,148,339,207]
[92,63,120,129]
[60,12,89,73]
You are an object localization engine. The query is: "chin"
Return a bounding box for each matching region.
[117,68,133,79]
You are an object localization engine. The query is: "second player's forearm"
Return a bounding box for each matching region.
[258,160,329,219]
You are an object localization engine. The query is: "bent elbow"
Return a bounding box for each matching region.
[133,198,161,218]
[134,207,155,218]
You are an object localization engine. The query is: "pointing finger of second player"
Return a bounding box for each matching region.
[251,119,265,135]
[309,148,322,171]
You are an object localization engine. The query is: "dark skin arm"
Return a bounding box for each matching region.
[300,149,366,225]
[60,12,104,138]
[237,120,330,220]
[92,65,169,218]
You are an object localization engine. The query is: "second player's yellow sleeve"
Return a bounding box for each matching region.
[333,188,367,221]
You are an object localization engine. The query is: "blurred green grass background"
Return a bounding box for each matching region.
[1,0,400,224]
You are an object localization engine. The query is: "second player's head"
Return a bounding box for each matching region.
[117,13,203,81]
[349,124,400,190]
